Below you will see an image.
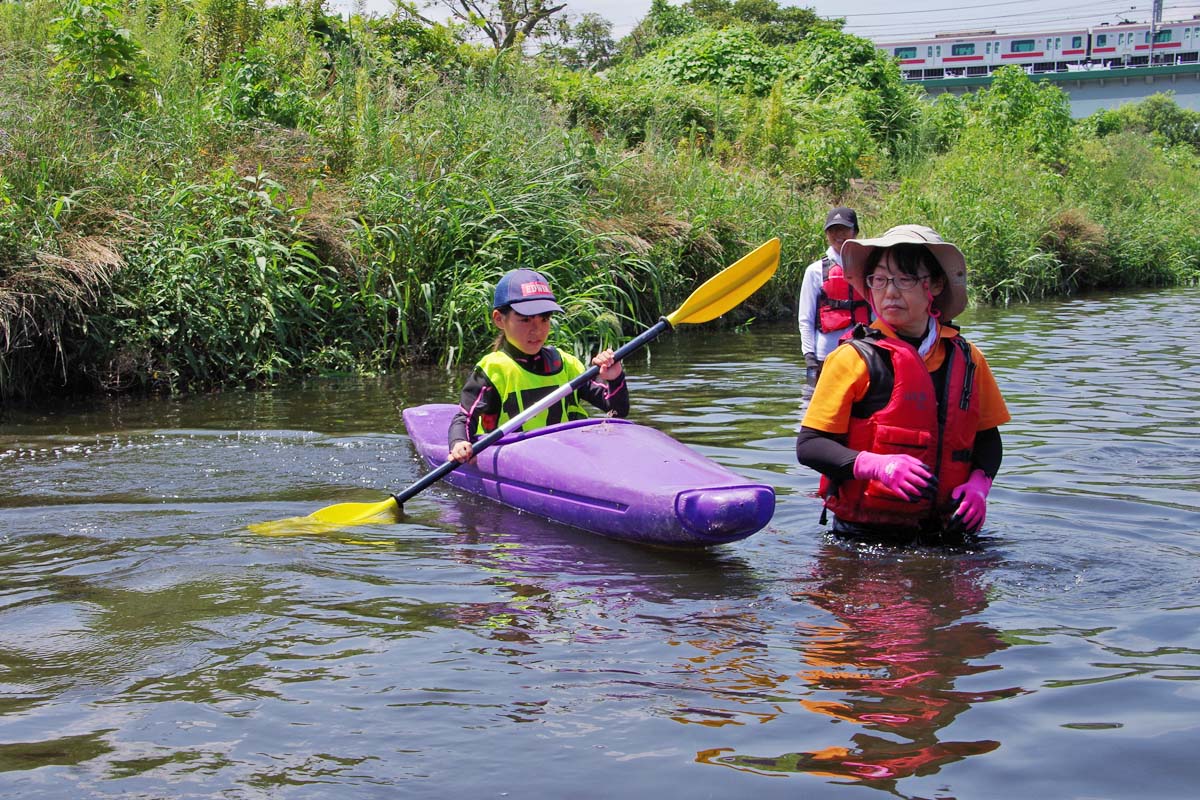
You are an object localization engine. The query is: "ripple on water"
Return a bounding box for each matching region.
[1,290,1199,798]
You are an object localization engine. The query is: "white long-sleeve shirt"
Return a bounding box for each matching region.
[798,245,854,363]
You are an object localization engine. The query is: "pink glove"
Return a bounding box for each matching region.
[949,469,993,534]
[853,451,935,502]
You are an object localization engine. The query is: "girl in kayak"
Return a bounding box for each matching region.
[795,225,1010,542]
[448,268,629,463]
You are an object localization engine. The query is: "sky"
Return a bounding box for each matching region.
[330,1,1200,41]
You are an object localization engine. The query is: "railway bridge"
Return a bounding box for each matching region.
[913,62,1200,117]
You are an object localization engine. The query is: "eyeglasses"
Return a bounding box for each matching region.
[865,273,929,291]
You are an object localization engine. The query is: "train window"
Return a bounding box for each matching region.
[1055,38,1061,49]
[1011,39,1036,53]
[928,46,933,57]
[936,45,942,56]
[1072,36,1082,48]
[1154,30,1172,43]
[952,43,975,56]
[1097,34,1107,46]
[895,46,917,59]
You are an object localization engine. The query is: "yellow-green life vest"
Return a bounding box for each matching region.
[474,347,590,436]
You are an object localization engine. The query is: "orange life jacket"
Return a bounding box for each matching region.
[819,327,980,530]
[818,257,871,333]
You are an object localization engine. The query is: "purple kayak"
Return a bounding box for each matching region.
[401,404,774,548]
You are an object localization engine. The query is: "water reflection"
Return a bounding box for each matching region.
[698,541,1027,788]
[432,493,767,601]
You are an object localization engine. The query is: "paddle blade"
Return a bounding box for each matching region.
[665,238,780,327]
[307,496,400,524]
[249,496,400,535]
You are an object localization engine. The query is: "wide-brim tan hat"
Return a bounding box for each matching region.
[841,224,968,321]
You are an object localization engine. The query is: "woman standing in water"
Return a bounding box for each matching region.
[795,225,1010,542]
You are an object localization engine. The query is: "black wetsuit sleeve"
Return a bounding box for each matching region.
[795,426,859,482]
[448,367,500,448]
[575,370,630,418]
[973,426,1003,478]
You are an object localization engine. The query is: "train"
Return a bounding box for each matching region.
[876,16,1200,80]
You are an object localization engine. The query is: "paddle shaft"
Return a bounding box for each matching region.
[392,317,672,506]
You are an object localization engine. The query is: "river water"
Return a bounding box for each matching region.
[2,287,1198,799]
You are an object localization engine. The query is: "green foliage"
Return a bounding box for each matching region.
[633,0,704,52]
[882,148,1068,302]
[1064,133,1200,287]
[923,92,966,153]
[537,12,616,71]
[48,0,154,108]
[628,26,788,95]
[3,0,1200,401]
[790,96,876,192]
[69,170,370,392]
[755,81,797,171]
[783,28,922,157]
[1083,92,1200,150]
[962,66,1074,170]
[366,8,472,79]
[218,46,314,127]
[677,0,831,46]
[726,0,830,46]
[557,71,735,149]
[195,0,261,78]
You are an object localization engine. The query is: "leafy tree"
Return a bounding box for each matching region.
[537,12,615,71]
[723,0,832,45]
[570,13,616,69]
[436,0,568,51]
[365,8,466,74]
[621,0,703,58]
[624,0,834,58]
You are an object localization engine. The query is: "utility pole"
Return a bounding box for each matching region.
[1150,0,1163,64]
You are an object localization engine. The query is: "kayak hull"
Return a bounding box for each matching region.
[401,404,774,548]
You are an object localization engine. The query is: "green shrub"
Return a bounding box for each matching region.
[623,26,788,95]
[48,0,155,108]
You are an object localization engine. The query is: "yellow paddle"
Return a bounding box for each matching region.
[250,238,780,533]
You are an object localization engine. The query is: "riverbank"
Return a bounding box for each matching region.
[1,2,1197,401]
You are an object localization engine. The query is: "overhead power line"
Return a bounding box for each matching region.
[838,0,1134,19]
[855,7,1138,38]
